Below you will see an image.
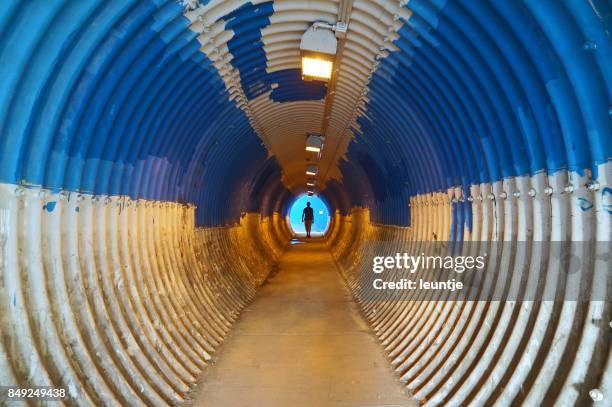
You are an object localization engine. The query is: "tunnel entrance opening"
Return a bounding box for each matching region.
[287,193,330,237]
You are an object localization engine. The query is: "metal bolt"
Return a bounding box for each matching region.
[583,40,597,52]
[563,185,574,193]
[467,196,474,202]
[499,191,508,200]
[488,193,495,201]
[512,191,521,198]
[477,195,483,201]
[589,388,603,402]
[528,188,536,197]
[59,191,69,201]
[183,0,200,11]
[586,181,600,191]
[544,186,554,195]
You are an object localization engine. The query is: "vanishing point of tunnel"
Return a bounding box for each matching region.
[0,0,610,406]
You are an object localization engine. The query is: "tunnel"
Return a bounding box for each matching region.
[0,0,610,406]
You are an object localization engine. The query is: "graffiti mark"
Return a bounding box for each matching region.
[602,187,612,214]
[577,197,593,211]
[43,201,57,212]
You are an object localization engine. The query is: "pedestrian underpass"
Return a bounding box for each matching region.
[0,0,610,406]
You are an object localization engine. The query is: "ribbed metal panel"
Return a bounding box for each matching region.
[0,0,290,227]
[0,185,291,404]
[329,164,610,405]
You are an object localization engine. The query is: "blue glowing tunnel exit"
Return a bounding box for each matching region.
[288,194,330,236]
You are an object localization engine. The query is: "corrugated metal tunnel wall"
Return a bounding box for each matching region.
[0,0,610,406]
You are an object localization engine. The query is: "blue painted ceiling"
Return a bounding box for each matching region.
[0,0,609,227]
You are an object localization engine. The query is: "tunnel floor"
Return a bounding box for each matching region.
[188,239,416,407]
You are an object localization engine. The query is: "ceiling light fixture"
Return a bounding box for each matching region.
[306,134,323,153]
[306,165,318,176]
[300,22,339,82]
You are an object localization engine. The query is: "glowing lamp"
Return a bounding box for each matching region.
[301,56,333,81]
[300,23,337,82]
[306,134,323,153]
[306,165,318,176]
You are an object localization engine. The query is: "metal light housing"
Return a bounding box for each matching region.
[306,134,323,153]
[306,165,318,176]
[300,23,337,81]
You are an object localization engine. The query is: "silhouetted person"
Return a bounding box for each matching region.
[302,202,314,238]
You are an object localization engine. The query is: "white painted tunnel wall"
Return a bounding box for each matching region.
[327,163,611,406]
[0,182,291,405]
[0,169,609,406]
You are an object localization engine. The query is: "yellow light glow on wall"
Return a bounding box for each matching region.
[302,56,333,80]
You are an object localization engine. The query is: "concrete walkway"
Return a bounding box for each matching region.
[189,239,416,407]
